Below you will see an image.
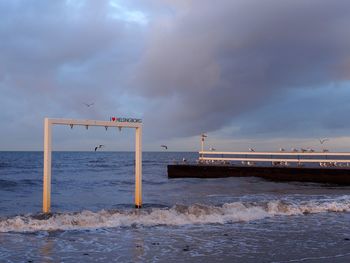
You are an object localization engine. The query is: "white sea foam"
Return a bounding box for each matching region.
[1,196,349,232]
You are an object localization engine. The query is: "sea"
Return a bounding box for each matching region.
[0,151,349,262]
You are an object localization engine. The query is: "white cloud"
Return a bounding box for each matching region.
[108,0,148,25]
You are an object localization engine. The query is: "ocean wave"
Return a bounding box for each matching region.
[19,179,41,186]
[0,179,42,189]
[87,164,115,168]
[0,196,349,232]
[0,179,18,188]
[0,162,10,168]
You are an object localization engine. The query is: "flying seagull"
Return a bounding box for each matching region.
[161,145,168,150]
[319,138,329,144]
[249,148,255,152]
[83,102,94,107]
[94,145,104,151]
[209,147,216,151]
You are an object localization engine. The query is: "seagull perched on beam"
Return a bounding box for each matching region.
[209,147,216,151]
[83,102,94,107]
[94,145,104,151]
[249,148,255,152]
[161,145,168,150]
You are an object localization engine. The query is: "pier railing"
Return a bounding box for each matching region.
[198,151,350,167]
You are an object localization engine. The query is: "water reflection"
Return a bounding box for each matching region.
[39,237,54,262]
[131,229,145,262]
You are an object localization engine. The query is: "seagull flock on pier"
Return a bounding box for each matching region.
[248,138,330,153]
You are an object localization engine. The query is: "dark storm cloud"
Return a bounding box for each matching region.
[1,0,350,150]
[234,83,350,138]
[132,0,350,138]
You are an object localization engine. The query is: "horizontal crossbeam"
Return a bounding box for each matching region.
[48,118,142,128]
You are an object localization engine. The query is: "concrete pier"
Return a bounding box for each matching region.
[168,164,350,185]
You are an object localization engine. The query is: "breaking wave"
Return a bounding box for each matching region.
[1,196,349,233]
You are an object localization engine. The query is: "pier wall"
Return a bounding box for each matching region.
[167,164,350,185]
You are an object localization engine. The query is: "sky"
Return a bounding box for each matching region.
[0,0,350,152]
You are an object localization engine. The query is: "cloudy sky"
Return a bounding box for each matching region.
[1,0,350,151]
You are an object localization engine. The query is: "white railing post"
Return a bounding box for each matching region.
[135,126,142,208]
[43,118,52,213]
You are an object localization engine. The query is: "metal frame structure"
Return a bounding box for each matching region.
[199,151,350,165]
[43,118,142,213]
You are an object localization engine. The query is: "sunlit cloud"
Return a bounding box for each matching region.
[108,0,148,25]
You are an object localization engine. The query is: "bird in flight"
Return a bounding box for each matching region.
[249,148,255,152]
[94,145,104,151]
[161,145,168,150]
[319,138,329,144]
[83,102,94,107]
[209,147,216,151]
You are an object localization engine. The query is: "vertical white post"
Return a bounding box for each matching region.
[43,118,52,213]
[135,126,142,208]
[200,135,205,159]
